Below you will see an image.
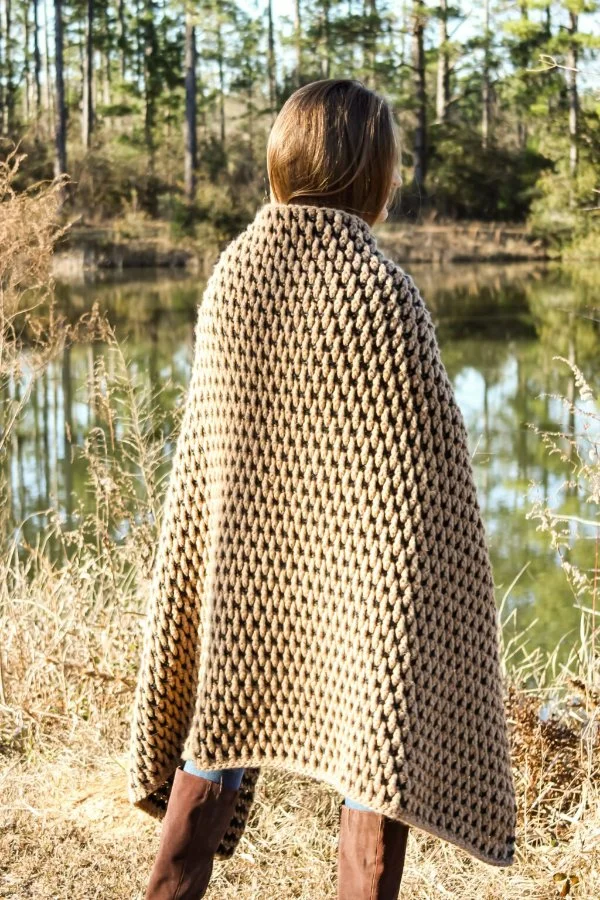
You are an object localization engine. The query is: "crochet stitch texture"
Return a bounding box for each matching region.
[128,200,517,867]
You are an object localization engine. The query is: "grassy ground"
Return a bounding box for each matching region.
[2,695,598,899]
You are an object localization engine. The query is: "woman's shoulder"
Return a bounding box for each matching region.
[203,212,433,336]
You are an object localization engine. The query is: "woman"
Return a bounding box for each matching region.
[129,79,517,900]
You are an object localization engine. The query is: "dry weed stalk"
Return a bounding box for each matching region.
[499,356,600,893]
[0,145,107,464]
[527,356,599,689]
[0,144,170,752]
[0,334,179,750]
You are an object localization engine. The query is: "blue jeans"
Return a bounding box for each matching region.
[182,759,373,811]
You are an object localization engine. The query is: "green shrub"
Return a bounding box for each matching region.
[424,123,551,221]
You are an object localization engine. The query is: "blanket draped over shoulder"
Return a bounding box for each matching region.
[128,201,517,868]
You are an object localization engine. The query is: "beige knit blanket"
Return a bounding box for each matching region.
[128,200,517,868]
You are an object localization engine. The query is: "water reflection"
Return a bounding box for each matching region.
[4,263,599,662]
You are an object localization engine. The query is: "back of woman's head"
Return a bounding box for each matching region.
[267,79,400,226]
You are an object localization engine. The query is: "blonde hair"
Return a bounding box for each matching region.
[266,79,400,226]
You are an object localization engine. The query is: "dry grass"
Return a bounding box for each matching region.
[1,533,598,899]
[1,149,599,898]
[2,725,598,899]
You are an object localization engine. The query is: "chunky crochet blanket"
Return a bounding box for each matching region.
[128,200,517,867]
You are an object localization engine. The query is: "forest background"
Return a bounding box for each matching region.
[1,0,599,257]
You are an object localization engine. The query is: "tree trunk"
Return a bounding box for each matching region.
[136,0,144,89]
[567,11,578,179]
[436,0,449,124]
[118,0,126,80]
[320,0,330,79]
[411,2,427,191]
[294,0,302,87]
[184,13,197,203]
[3,0,14,134]
[23,0,30,122]
[143,0,158,196]
[43,0,54,130]
[216,15,225,146]
[103,3,111,108]
[33,0,42,116]
[515,2,528,150]
[482,0,491,149]
[83,0,94,149]
[267,0,276,119]
[54,0,68,177]
[247,81,254,151]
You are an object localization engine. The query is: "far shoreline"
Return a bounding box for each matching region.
[52,216,595,282]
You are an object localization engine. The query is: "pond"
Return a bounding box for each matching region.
[5,261,599,666]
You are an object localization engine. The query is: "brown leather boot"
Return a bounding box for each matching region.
[144,766,240,900]
[337,804,410,899]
